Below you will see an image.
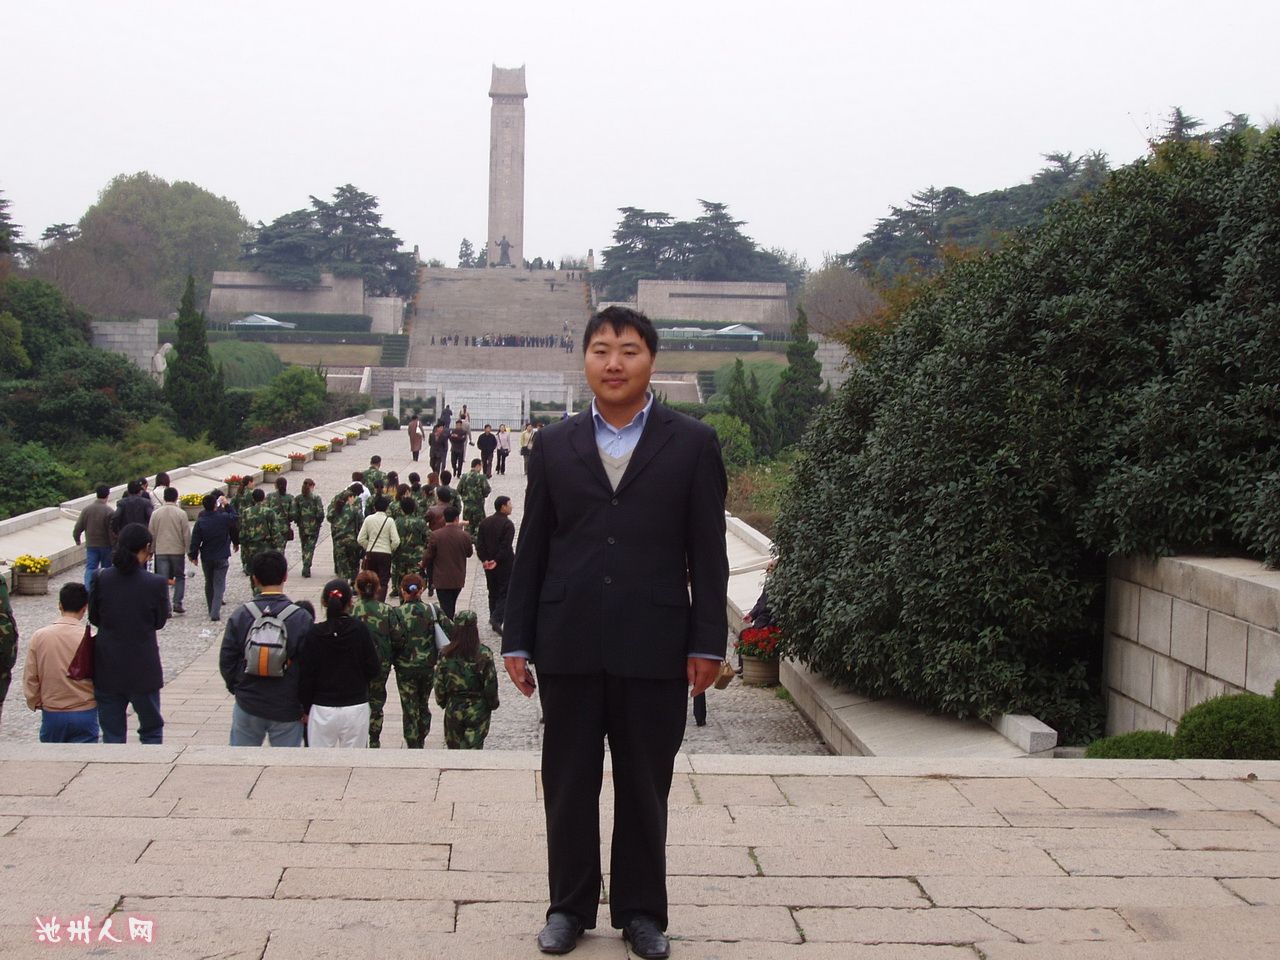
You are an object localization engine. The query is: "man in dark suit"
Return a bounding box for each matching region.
[503,306,729,958]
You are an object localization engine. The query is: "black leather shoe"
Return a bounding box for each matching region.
[623,917,670,959]
[537,912,583,954]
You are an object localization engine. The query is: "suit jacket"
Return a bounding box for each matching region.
[503,401,729,679]
[424,524,473,589]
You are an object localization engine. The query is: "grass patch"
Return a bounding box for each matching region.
[655,351,789,374]
[267,344,382,366]
[209,340,285,388]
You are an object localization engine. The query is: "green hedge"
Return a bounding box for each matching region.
[1084,730,1177,759]
[770,131,1280,742]
[258,313,373,332]
[233,330,385,345]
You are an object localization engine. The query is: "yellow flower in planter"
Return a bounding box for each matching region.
[14,554,51,575]
[260,463,283,473]
[179,492,205,506]
[314,443,331,453]
[345,431,359,439]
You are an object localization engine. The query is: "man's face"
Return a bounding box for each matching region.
[585,324,655,411]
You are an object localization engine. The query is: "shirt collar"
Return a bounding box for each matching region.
[591,392,653,434]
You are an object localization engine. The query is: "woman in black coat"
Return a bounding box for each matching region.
[88,522,170,743]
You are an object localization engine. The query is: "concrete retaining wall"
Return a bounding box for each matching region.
[91,318,159,373]
[636,280,792,327]
[1104,555,1280,734]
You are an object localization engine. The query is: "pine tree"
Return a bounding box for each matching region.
[164,275,220,439]
[771,307,825,443]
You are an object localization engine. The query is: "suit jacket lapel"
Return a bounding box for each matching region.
[568,412,615,495]
[614,402,674,497]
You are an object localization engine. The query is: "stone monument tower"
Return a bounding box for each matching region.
[487,65,527,268]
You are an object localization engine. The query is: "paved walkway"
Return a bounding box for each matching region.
[2,427,826,755]
[0,746,1277,957]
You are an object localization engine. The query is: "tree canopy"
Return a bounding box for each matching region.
[592,201,804,303]
[24,172,249,318]
[771,123,1280,741]
[242,184,418,299]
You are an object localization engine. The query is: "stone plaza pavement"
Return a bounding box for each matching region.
[4,428,1280,956]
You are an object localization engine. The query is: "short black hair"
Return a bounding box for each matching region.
[60,581,89,612]
[471,458,482,468]
[494,495,511,511]
[275,476,287,492]
[164,486,179,502]
[370,455,382,465]
[444,504,461,522]
[374,495,389,512]
[436,487,453,503]
[583,305,658,356]
[349,482,363,495]
[408,472,420,484]
[156,472,170,487]
[251,550,288,587]
[126,480,142,496]
[96,485,110,499]
[202,493,217,512]
[252,488,265,502]
[400,496,416,515]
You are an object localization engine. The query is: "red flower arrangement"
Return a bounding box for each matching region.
[224,474,247,486]
[735,625,781,661]
[287,452,307,462]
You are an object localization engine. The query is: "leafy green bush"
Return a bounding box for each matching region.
[209,340,285,388]
[1173,693,1280,760]
[0,441,86,519]
[703,413,755,468]
[382,414,400,430]
[1084,730,1177,759]
[71,418,218,492]
[771,131,1280,742]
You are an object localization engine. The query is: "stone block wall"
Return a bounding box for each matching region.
[1104,555,1280,734]
[636,280,791,327]
[207,271,365,319]
[91,318,158,373]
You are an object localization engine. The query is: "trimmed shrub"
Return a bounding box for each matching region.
[771,130,1280,743]
[1173,693,1280,760]
[1084,730,1177,759]
[382,414,400,430]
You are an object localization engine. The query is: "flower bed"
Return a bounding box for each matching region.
[735,626,781,661]
[14,554,51,575]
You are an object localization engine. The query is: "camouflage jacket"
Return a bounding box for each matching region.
[0,576,16,673]
[353,597,395,665]
[293,493,326,537]
[326,492,360,539]
[456,471,490,509]
[434,643,500,711]
[265,492,294,529]
[363,467,386,492]
[385,499,404,521]
[391,600,446,678]
[393,514,429,569]
[231,487,257,518]
[239,502,285,549]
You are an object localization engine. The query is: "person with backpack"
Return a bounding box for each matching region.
[219,550,313,747]
[299,579,380,748]
[351,571,395,748]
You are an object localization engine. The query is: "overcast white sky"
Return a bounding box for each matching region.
[6,0,1278,269]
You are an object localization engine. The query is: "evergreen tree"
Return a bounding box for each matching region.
[722,359,775,459]
[458,237,476,268]
[771,307,824,441]
[164,275,221,439]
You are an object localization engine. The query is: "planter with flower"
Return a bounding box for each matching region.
[358,425,371,439]
[370,421,382,435]
[287,452,308,470]
[179,492,206,520]
[735,625,782,686]
[313,443,330,461]
[260,463,284,483]
[224,474,248,497]
[345,431,360,445]
[330,436,345,449]
[13,554,52,595]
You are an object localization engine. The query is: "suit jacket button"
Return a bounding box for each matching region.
[607,537,615,545]
[611,498,618,505]
[604,576,612,584]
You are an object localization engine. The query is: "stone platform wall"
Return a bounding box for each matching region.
[91,317,159,373]
[1105,555,1280,734]
[636,280,792,327]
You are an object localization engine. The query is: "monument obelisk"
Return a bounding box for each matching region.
[487,65,527,268]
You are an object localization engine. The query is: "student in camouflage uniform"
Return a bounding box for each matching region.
[352,570,395,748]
[390,574,444,748]
[385,485,407,521]
[230,476,256,519]
[0,576,16,728]
[265,477,294,546]
[363,456,386,497]
[326,484,364,582]
[238,488,285,577]
[408,473,434,515]
[390,496,429,600]
[456,459,491,537]
[293,478,326,578]
[433,611,499,749]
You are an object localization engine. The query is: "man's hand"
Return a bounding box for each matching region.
[482,560,497,571]
[687,657,719,698]
[505,655,537,697]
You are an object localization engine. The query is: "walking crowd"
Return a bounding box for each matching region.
[12,403,534,751]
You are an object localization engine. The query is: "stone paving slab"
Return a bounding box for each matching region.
[1,745,1277,955]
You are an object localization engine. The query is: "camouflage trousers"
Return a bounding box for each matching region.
[395,671,434,748]
[368,661,392,747]
[442,695,492,750]
[240,545,266,577]
[332,539,361,582]
[299,532,320,576]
